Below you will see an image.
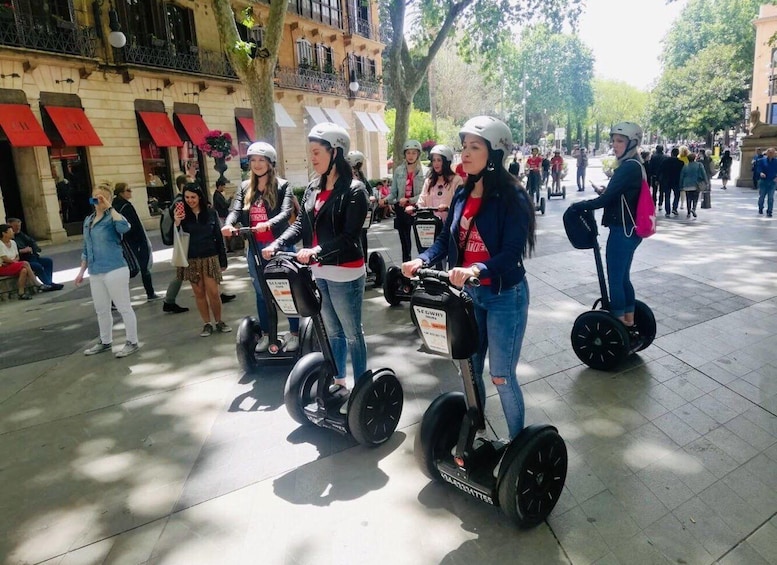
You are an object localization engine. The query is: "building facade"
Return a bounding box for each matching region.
[0,0,388,243]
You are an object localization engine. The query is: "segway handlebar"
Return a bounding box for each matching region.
[269,250,322,263]
[416,268,481,287]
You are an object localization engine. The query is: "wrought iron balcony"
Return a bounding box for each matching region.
[352,79,384,101]
[275,65,347,96]
[114,41,237,79]
[0,14,96,58]
[347,17,381,42]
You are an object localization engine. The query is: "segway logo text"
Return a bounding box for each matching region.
[439,470,494,505]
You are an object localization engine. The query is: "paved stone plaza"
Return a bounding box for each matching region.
[1,160,776,565]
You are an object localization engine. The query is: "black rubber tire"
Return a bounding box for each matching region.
[539,197,546,215]
[283,352,327,426]
[633,300,656,351]
[497,427,567,528]
[547,188,552,200]
[562,187,566,199]
[369,252,386,288]
[571,311,629,371]
[298,317,318,356]
[348,370,404,446]
[414,392,467,480]
[236,317,262,374]
[383,266,403,306]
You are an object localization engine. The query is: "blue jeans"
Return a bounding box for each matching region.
[316,275,367,380]
[605,227,642,318]
[246,240,299,334]
[28,256,54,285]
[758,179,775,214]
[466,279,529,439]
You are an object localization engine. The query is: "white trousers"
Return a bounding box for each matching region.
[89,266,138,345]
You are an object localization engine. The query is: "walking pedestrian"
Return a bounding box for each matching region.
[755,147,777,217]
[648,145,666,205]
[719,149,732,189]
[679,153,707,218]
[752,148,763,188]
[574,146,588,191]
[659,147,684,217]
[401,116,536,440]
[388,140,427,262]
[75,183,139,358]
[162,174,190,314]
[112,182,158,300]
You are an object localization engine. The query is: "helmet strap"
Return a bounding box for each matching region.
[325,147,336,177]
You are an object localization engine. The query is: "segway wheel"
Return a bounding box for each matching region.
[562,187,566,199]
[571,311,629,371]
[547,188,552,200]
[539,197,546,215]
[369,252,386,288]
[383,266,403,306]
[348,368,403,446]
[497,426,567,528]
[284,352,327,425]
[414,392,466,480]
[236,317,262,374]
[633,300,656,351]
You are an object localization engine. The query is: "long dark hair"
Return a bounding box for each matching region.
[317,145,353,190]
[427,157,455,190]
[463,150,536,257]
[182,183,210,224]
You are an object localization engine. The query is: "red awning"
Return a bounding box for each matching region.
[236,116,255,141]
[0,104,51,147]
[137,111,183,147]
[44,106,103,146]
[175,113,210,147]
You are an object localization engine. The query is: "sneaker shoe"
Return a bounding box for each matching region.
[672,209,678,216]
[769,212,774,218]
[687,213,691,218]
[146,294,161,301]
[115,341,139,358]
[284,333,300,352]
[163,302,189,314]
[200,323,214,337]
[691,210,697,218]
[215,321,232,333]
[51,283,64,291]
[759,209,764,215]
[40,284,55,292]
[255,335,269,352]
[220,293,236,303]
[665,213,671,218]
[85,342,112,356]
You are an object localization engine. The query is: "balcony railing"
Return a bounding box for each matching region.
[353,79,383,101]
[347,17,381,42]
[114,42,237,79]
[275,66,346,95]
[0,14,96,58]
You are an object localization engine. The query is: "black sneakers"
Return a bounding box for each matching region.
[163,302,189,314]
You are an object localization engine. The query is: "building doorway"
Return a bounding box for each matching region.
[0,141,26,226]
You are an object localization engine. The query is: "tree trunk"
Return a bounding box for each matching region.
[392,92,412,163]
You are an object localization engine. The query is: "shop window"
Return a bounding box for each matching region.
[140,140,172,212]
[48,145,92,235]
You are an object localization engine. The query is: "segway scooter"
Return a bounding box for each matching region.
[563,207,656,371]
[235,227,317,374]
[547,174,566,200]
[265,252,403,446]
[362,199,386,289]
[411,268,567,528]
[384,207,443,306]
[527,172,547,214]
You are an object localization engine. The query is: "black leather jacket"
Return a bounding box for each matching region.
[224,177,293,239]
[274,176,368,266]
[578,159,642,229]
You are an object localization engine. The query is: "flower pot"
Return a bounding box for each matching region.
[213,157,228,185]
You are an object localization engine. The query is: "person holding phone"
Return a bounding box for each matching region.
[75,183,140,358]
[174,183,230,337]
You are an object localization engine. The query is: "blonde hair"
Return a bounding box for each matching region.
[95,182,113,200]
[244,164,279,210]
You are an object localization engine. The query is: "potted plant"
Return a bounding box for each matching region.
[198,130,239,185]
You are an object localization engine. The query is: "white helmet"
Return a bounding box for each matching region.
[308,122,350,155]
[346,150,365,167]
[246,141,277,166]
[459,116,512,155]
[429,144,453,162]
[610,122,643,144]
[403,139,422,153]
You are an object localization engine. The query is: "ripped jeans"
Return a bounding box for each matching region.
[466,278,530,439]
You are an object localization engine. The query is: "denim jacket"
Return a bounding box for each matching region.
[81,211,131,275]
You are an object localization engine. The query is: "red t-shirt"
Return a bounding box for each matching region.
[405,171,415,199]
[526,155,543,172]
[458,196,491,285]
[249,200,274,243]
[551,155,563,172]
[455,163,467,180]
[313,188,364,268]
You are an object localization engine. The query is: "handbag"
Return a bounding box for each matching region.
[171,226,190,268]
[121,238,140,278]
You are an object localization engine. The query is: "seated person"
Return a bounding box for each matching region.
[7,218,63,290]
[0,223,47,299]
[376,179,393,220]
